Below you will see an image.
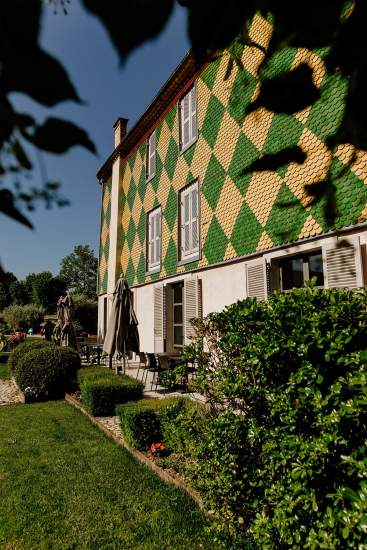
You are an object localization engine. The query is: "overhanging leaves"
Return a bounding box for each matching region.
[24,118,97,155]
[0,190,33,228]
[81,0,174,61]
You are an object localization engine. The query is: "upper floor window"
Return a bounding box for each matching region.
[280,251,324,291]
[179,85,197,152]
[147,207,161,272]
[146,129,156,181]
[179,180,199,262]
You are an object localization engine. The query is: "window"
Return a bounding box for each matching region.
[146,129,156,181]
[179,85,197,151]
[179,180,199,262]
[147,207,161,272]
[280,251,324,291]
[172,282,184,351]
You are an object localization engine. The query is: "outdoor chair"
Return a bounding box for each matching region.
[143,353,163,391]
[136,352,148,380]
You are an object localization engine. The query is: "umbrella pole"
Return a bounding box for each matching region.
[123,341,126,375]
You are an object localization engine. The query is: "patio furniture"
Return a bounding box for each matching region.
[136,352,148,380]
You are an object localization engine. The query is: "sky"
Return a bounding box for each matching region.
[0,1,189,279]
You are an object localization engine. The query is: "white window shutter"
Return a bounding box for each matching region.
[190,86,197,142]
[155,209,161,265]
[184,276,200,344]
[181,93,190,148]
[191,182,199,252]
[246,259,268,301]
[148,130,156,178]
[324,237,363,289]
[154,285,164,352]
[182,189,191,256]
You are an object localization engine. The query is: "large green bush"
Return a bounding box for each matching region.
[185,286,367,549]
[15,345,80,401]
[78,367,144,416]
[8,338,53,373]
[1,303,45,331]
[116,398,179,451]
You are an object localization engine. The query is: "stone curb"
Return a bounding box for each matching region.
[65,393,204,509]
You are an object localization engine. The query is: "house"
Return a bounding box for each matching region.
[96,13,367,353]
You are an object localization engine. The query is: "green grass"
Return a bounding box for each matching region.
[0,401,213,550]
[0,363,11,379]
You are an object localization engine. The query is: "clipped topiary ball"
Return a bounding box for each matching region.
[15,345,81,401]
[8,338,54,374]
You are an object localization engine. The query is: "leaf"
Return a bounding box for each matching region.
[0,189,33,228]
[11,140,32,170]
[81,0,174,61]
[2,49,81,106]
[25,118,96,155]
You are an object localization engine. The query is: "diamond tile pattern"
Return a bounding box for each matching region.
[98,13,367,290]
[98,177,112,294]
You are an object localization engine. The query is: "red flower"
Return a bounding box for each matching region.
[150,442,166,455]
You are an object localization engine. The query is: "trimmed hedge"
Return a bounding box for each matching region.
[15,345,81,401]
[8,339,53,373]
[116,398,180,451]
[78,367,144,416]
[0,352,10,364]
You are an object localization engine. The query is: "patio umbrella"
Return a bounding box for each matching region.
[60,294,78,350]
[103,277,139,372]
[52,296,65,345]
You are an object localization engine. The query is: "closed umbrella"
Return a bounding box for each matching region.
[52,296,65,345]
[103,277,139,372]
[60,294,78,350]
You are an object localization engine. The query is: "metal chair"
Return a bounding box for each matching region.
[136,352,148,380]
[143,353,162,391]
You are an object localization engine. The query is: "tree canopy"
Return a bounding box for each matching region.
[59,244,98,298]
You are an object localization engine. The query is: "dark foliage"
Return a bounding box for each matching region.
[8,338,53,373]
[15,344,80,400]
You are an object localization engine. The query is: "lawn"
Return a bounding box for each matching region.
[0,401,213,550]
[0,363,11,379]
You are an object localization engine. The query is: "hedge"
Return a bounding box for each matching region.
[183,285,367,549]
[8,339,53,373]
[0,352,10,364]
[15,345,81,401]
[78,367,144,416]
[116,398,180,451]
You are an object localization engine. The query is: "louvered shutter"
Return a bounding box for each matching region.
[181,187,191,257]
[184,276,199,344]
[246,259,268,301]
[154,285,164,352]
[324,238,363,289]
[155,209,161,265]
[190,86,197,142]
[148,211,155,267]
[148,130,156,179]
[191,182,199,253]
[181,93,190,148]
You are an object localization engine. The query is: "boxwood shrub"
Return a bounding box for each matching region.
[184,285,367,549]
[0,352,10,364]
[15,345,81,401]
[8,338,53,373]
[116,398,180,451]
[78,367,144,416]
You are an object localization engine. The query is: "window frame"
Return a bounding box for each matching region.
[179,83,197,153]
[146,206,162,274]
[178,179,200,265]
[146,129,156,182]
[279,250,324,292]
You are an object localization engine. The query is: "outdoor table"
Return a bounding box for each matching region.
[157,352,181,371]
[79,342,103,365]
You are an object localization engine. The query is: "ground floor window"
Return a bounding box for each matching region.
[172,282,184,351]
[280,251,324,291]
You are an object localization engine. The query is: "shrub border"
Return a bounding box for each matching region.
[65,393,203,509]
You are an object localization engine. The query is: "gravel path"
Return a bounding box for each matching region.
[0,378,25,405]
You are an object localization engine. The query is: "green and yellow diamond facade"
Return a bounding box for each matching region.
[98,13,367,294]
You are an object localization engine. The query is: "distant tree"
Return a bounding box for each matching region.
[60,245,98,298]
[1,303,45,331]
[30,271,67,313]
[0,272,17,310]
[9,280,32,305]
[72,293,98,335]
